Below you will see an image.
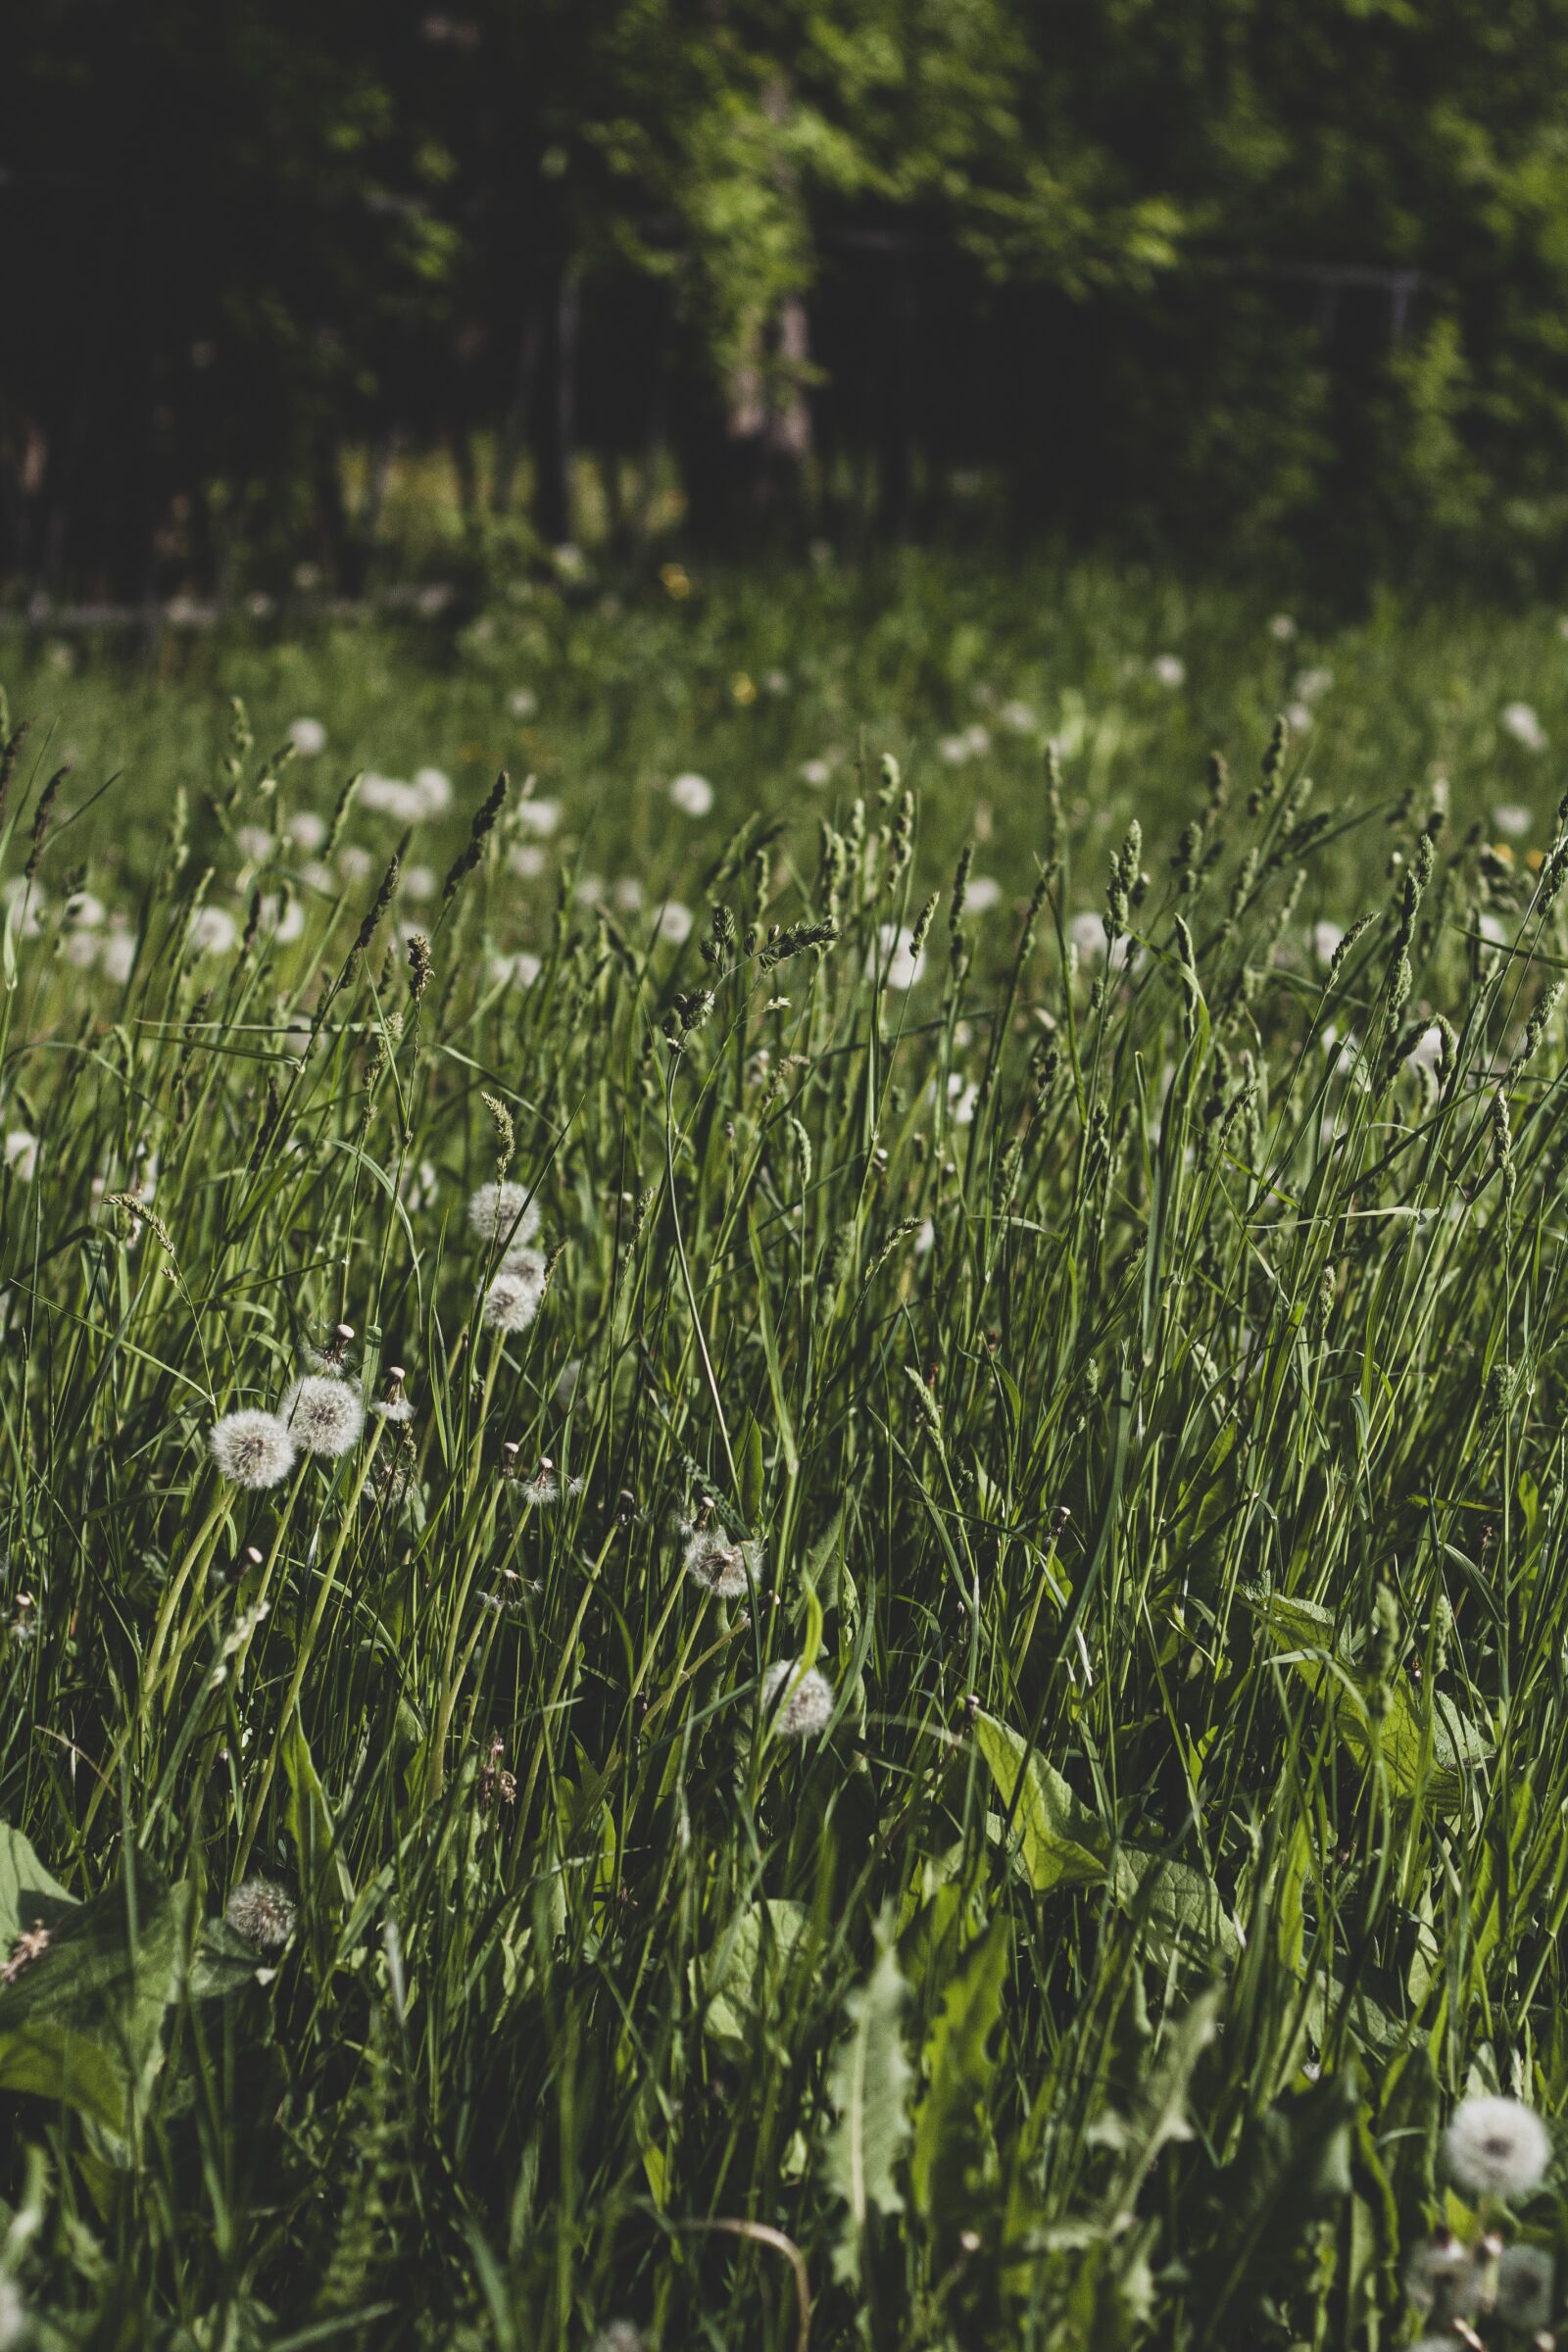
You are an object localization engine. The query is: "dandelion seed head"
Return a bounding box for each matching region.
[1494,2242,1554,2329]
[508,843,548,881]
[209,1409,297,1489]
[589,2326,644,2352]
[516,797,561,838]
[483,1250,547,1333]
[761,1657,835,1739]
[225,1876,297,1949]
[1445,2094,1551,2198]
[279,1374,365,1458]
[412,766,453,816]
[467,1180,540,1251]
[1152,653,1186,688]
[799,757,832,788]
[289,809,327,853]
[0,2278,24,2351]
[872,922,925,991]
[5,1131,38,1182]
[1312,920,1345,964]
[289,717,326,757]
[965,874,1003,913]
[683,1524,760,1599]
[668,771,714,818]
[654,900,693,945]
[1502,701,1548,753]
[99,929,138,983]
[1268,612,1298,642]
[189,906,239,956]
[1493,803,1533,839]
[1404,2233,1480,2316]
[508,686,538,720]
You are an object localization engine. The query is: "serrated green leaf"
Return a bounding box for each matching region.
[910,1918,1008,2230]
[825,1914,912,2280]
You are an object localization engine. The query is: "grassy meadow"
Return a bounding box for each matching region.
[5,556,1568,2346]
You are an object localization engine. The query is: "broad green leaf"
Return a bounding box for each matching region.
[1112,1849,1241,1969]
[692,1899,810,2055]
[0,1858,190,2134]
[824,1913,912,2281]
[910,1919,1008,2230]
[973,1712,1108,1891]
[0,1824,75,1945]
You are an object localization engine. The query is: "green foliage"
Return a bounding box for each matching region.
[2,567,1568,2340]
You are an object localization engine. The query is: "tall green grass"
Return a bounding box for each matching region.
[2,590,1568,2346]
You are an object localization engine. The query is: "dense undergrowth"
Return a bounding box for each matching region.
[1,617,1567,2345]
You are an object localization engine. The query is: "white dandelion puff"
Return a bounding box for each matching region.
[0,2279,24,2352]
[1444,2094,1551,2198]
[508,687,538,720]
[1494,2243,1554,2330]
[1403,2233,1480,2317]
[654,900,694,946]
[1502,701,1547,753]
[937,732,971,765]
[612,876,645,913]
[279,1375,366,1458]
[234,826,273,865]
[668,771,714,818]
[872,923,925,991]
[209,1409,297,1489]
[493,950,543,991]
[359,773,424,822]
[761,1658,835,1739]
[1312,920,1345,964]
[1267,612,1298,642]
[99,930,138,984]
[799,757,832,788]
[516,797,562,838]
[1001,699,1038,734]
[1294,665,1335,704]
[962,721,992,756]
[4,1132,37,1182]
[965,874,1003,913]
[225,1877,297,1948]
[589,2326,644,2352]
[288,809,327,853]
[1151,653,1186,688]
[483,1250,547,1333]
[66,888,105,929]
[402,863,437,903]
[189,906,239,956]
[467,1181,540,1253]
[289,717,326,757]
[412,766,453,817]
[683,1524,760,1599]
[1493,803,1533,839]
[508,842,548,881]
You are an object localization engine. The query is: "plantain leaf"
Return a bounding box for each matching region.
[973,1711,1108,1891]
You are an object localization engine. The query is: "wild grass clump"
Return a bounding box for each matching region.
[1,667,1568,2348]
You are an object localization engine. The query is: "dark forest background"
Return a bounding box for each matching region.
[10,0,1568,601]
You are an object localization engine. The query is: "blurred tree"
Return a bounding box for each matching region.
[6,0,1568,590]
